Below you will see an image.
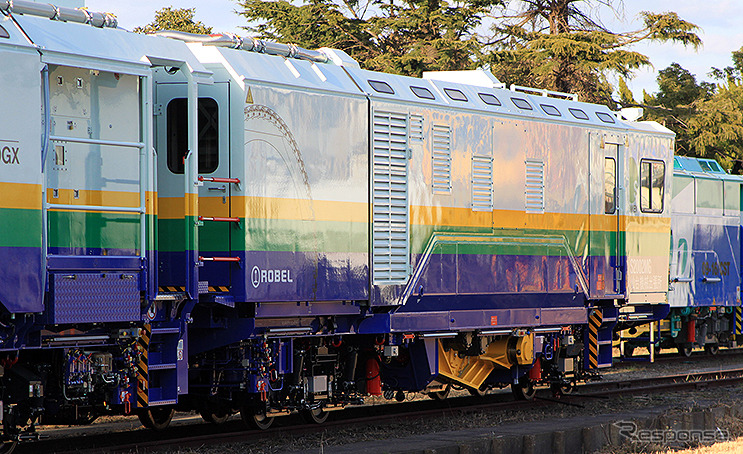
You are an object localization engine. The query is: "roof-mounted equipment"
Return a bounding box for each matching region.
[155,30,332,64]
[510,84,577,102]
[0,0,117,28]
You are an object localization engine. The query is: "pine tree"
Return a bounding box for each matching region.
[484,1,701,105]
[236,0,501,77]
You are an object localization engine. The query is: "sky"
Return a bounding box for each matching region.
[83,0,743,101]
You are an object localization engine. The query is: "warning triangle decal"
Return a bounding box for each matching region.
[246,87,254,104]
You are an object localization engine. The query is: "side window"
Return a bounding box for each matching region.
[167,97,219,174]
[696,178,723,211]
[640,159,665,213]
[724,181,740,216]
[604,157,616,214]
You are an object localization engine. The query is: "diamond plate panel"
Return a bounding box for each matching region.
[52,273,140,324]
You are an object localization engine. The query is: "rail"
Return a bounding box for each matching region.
[41,365,743,454]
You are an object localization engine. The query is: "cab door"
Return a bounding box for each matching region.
[589,133,624,298]
[155,81,232,290]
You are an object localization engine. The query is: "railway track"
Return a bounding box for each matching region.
[18,366,743,454]
[616,346,743,364]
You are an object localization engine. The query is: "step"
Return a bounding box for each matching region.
[148,399,177,406]
[149,363,177,371]
[200,293,235,308]
[151,327,180,335]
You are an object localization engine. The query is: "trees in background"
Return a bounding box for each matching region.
[235,0,701,104]
[134,7,212,35]
[641,51,743,171]
[483,1,700,104]
[642,63,714,157]
[236,0,501,77]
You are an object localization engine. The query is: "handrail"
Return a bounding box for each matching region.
[198,176,240,184]
[199,256,241,262]
[198,216,240,222]
[50,136,144,149]
[46,203,143,213]
[509,84,578,101]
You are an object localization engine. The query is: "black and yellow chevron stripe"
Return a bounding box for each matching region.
[736,307,742,336]
[136,324,151,408]
[588,309,602,370]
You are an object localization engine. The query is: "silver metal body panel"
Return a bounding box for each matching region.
[0,15,45,312]
[188,44,364,97]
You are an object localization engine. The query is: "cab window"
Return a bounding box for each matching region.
[640,159,665,213]
[167,97,219,174]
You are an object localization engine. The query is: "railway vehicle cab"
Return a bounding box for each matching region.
[0,3,214,442]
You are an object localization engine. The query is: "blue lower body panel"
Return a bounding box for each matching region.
[0,246,43,313]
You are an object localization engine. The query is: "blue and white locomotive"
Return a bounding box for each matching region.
[0,0,701,445]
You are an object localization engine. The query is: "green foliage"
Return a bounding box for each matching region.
[484,1,702,106]
[711,47,743,85]
[643,53,743,173]
[237,0,500,77]
[236,0,701,106]
[644,63,714,157]
[618,77,635,106]
[644,63,715,155]
[686,82,743,171]
[134,7,212,35]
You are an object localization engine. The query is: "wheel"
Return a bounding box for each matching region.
[138,407,175,431]
[623,345,635,358]
[200,409,229,424]
[467,385,487,398]
[705,344,720,356]
[0,441,16,454]
[240,407,274,430]
[512,378,536,401]
[301,407,329,424]
[72,412,98,425]
[428,383,451,400]
[677,344,693,357]
[550,382,573,397]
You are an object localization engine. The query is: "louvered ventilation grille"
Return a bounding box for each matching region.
[432,125,451,193]
[472,156,493,211]
[372,111,409,285]
[525,160,545,212]
[409,114,424,141]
